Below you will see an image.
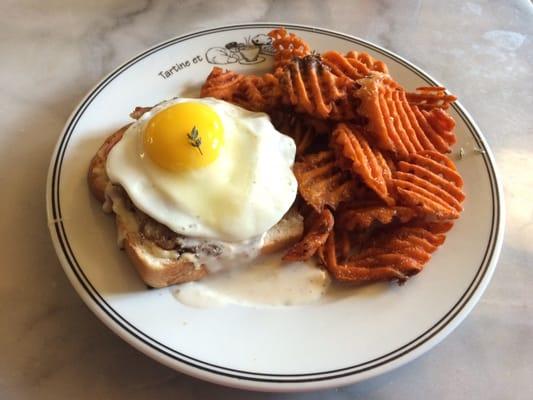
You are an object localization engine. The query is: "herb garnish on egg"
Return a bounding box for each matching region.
[187,126,203,155]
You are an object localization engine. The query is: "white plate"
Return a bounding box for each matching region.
[46,23,504,392]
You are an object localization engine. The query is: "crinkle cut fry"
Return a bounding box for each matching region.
[237,75,281,111]
[270,111,330,157]
[293,151,361,213]
[347,226,446,275]
[259,73,283,108]
[283,208,334,261]
[354,226,446,258]
[278,55,356,120]
[402,152,464,189]
[411,219,455,234]
[393,151,465,219]
[356,73,456,157]
[201,67,281,111]
[414,107,457,150]
[338,204,417,231]
[200,67,244,100]
[347,51,389,74]
[318,230,408,283]
[331,123,394,205]
[417,150,460,172]
[322,50,388,81]
[320,223,448,284]
[268,27,311,69]
[406,86,457,110]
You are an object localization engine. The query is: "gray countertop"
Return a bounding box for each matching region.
[1,0,531,398]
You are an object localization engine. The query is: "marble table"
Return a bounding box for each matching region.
[1,0,531,398]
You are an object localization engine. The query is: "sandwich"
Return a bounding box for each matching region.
[88,98,303,288]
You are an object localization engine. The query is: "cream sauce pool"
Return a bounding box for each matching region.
[172,253,331,308]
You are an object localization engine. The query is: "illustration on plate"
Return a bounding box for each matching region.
[206,34,274,65]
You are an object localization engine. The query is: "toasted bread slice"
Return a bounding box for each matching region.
[88,125,303,288]
[87,125,130,203]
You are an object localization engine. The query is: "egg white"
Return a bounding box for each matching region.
[106,97,298,242]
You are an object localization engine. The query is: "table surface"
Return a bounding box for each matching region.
[1,0,532,398]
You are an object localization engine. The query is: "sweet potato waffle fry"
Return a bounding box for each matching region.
[200,67,244,100]
[322,50,388,81]
[270,111,331,157]
[283,209,334,262]
[393,151,464,219]
[320,223,447,283]
[201,67,281,112]
[277,54,356,119]
[338,204,417,231]
[199,28,463,285]
[331,123,394,205]
[268,27,311,69]
[406,86,457,110]
[356,73,456,157]
[293,151,362,212]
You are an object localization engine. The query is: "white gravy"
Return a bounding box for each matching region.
[172,253,331,308]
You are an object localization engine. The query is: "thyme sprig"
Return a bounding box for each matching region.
[187,126,203,155]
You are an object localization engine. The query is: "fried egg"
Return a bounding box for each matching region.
[106,97,297,242]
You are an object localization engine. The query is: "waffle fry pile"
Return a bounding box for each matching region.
[200,28,464,285]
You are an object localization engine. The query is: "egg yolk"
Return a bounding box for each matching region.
[143,102,224,171]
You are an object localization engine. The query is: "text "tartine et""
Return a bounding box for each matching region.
[157,55,204,80]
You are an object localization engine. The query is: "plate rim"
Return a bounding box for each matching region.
[46,22,505,392]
